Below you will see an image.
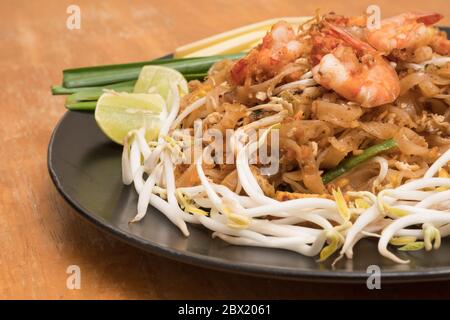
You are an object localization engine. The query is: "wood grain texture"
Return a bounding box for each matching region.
[1,0,450,299]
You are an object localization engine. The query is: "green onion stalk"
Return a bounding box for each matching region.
[321,139,398,184]
[52,53,245,111]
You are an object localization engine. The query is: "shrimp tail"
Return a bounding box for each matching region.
[323,20,376,53]
[415,12,443,25]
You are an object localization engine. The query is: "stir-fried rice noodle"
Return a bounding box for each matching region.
[122,11,450,264]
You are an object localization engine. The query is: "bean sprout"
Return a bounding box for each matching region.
[424,149,450,178]
[273,78,317,94]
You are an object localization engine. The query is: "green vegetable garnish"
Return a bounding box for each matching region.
[61,53,245,88]
[322,138,398,184]
[51,80,136,95]
[52,53,245,111]
[65,101,98,111]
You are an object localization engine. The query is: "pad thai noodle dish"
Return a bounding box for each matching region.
[103,11,450,265]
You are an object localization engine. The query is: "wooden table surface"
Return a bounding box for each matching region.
[1,0,450,299]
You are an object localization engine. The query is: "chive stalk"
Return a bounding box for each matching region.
[62,53,245,88]
[65,101,97,111]
[65,83,136,104]
[322,139,398,184]
[52,80,137,95]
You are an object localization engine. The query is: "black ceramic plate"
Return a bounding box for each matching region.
[48,42,450,283]
[48,112,450,283]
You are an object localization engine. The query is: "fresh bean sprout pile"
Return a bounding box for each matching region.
[121,12,450,264]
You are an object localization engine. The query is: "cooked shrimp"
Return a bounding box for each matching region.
[365,12,443,54]
[312,22,400,108]
[230,21,305,85]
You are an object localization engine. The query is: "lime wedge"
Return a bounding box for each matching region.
[133,65,188,104]
[95,92,166,144]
